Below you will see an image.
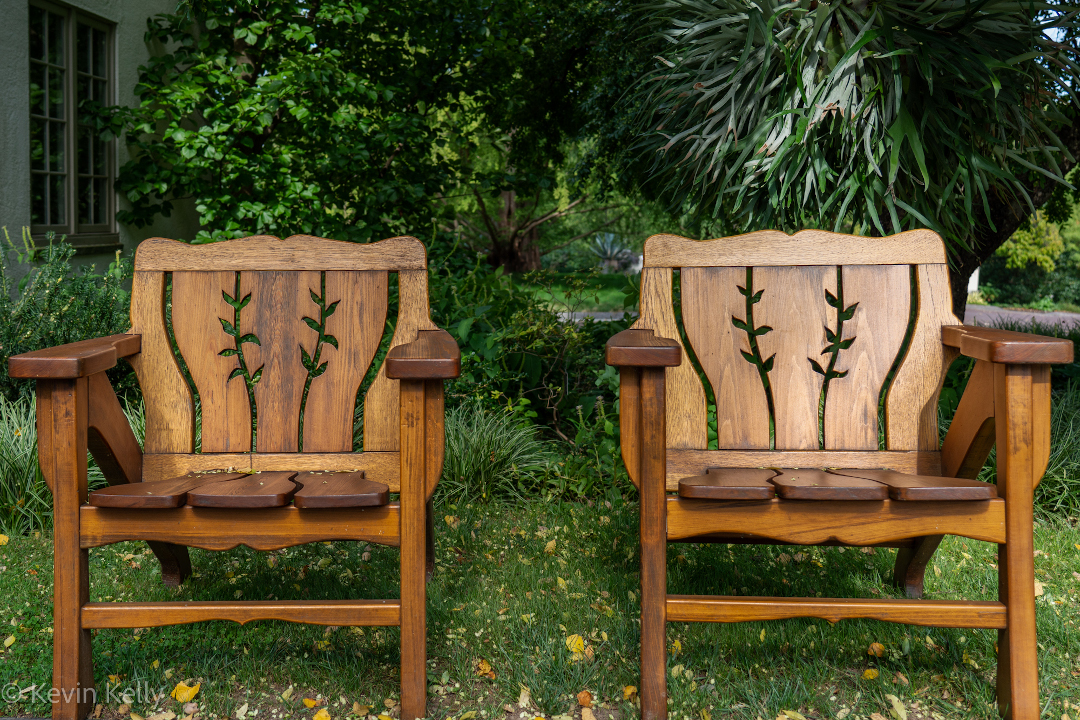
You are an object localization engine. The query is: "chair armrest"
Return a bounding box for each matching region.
[9,334,141,379]
[942,326,1073,364]
[385,329,461,379]
[606,329,682,367]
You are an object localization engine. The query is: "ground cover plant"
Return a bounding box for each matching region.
[0,500,1078,720]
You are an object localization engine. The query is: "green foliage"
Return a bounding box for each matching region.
[994,211,1064,272]
[0,228,134,400]
[634,1,1080,249]
[439,401,551,504]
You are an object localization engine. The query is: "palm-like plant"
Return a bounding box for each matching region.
[634,1,1080,251]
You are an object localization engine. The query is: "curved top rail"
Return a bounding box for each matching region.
[134,235,427,272]
[643,229,947,268]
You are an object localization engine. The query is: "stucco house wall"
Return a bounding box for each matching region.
[0,0,199,272]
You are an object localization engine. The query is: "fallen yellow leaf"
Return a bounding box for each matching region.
[862,669,880,680]
[759,628,766,642]
[669,639,682,655]
[459,713,477,720]
[352,703,370,716]
[303,699,318,709]
[1034,581,1045,597]
[566,634,585,654]
[282,686,294,701]
[313,709,331,720]
[147,712,175,720]
[868,642,885,657]
[3,635,15,648]
[377,715,393,720]
[444,515,459,529]
[517,686,531,708]
[623,685,637,701]
[171,683,200,703]
[131,713,145,720]
[581,709,596,720]
[108,675,122,683]
[544,539,557,555]
[885,693,907,720]
[557,577,568,589]
[782,711,807,720]
[475,657,495,679]
[577,689,592,708]
[869,714,888,720]
[0,534,8,546]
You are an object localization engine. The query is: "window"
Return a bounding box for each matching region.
[29,2,116,247]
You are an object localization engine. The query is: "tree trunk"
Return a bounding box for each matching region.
[485,190,544,272]
[949,111,1080,320]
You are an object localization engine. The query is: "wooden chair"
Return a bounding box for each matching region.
[9,234,459,720]
[606,230,1072,720]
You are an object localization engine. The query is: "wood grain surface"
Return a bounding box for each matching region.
[605,329,682,367]
[824,265,909,449]
[886,264,961,451]
[172,271,252,453]
[643,229,948,267]
[82,599,401,629]
[768,468,888,501]
[666,595,1005,628]
[80,504,401,550]
[940,359,996,479]
[386,329,462,379]
[681,267,770,449]
[639,367,668,720]
[677,468,776,500]
[141,451,401,490]
[9,334,141,379]
[619,367,643,488]
[128,271,195,454]
[134,235,427,272]
[302,271,388,452]
[241,271,319,452]
[364,269,438,452]
[399,379,428,720]
[186,471,298,508]
[86,371,143,487]
[755,266,833,450]
[633,267,707,450]
[665,496,1005,545]
[293,471,389,508]
[89,472,245,508]
[943,325,1074,364]
[830,468,997,501]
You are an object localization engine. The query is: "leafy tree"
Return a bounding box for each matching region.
[94,0,540,243]
[632,1,1080,314]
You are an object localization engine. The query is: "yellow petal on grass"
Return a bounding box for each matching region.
[4,635,15,648]
[862,668,880,680]
[171,682,200,703]
[313,709,331,720]
[565,634,585,654]
[623,685,637,701]
[303,699,318,709]
[868,642,885,657]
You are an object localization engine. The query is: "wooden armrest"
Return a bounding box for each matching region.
[941,326,1073,364]
[606,329,682,367]
[385,329,461,379]
[9,334,141,379]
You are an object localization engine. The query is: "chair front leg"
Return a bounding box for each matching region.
[639,368,668,720]
[399,380,428,720]
[994,364,1045,720]
[40,379,94,720]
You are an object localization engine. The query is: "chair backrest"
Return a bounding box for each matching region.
[633,229,962,483]
[127,235,436,490]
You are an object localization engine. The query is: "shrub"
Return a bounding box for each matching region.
[438,401,551,504]
[0,228,135,400]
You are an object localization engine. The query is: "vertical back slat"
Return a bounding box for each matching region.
[172,271,251,453]
[886,263,961,450]
[755,266,834,450]
[682,267,769,449]
[824,265,911,450]
[303,271,389,452]
[128,271,194,454]
[635,267,707,449]
[241,271,320,452]
[364,269,437,452]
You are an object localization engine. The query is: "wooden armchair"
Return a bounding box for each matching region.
[9,235,459,720]
[607,230,1072,720]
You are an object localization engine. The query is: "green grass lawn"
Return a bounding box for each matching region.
[1,500,1078,720]
[524,274,632,313]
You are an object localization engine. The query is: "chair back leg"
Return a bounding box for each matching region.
[891,535,943,598]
